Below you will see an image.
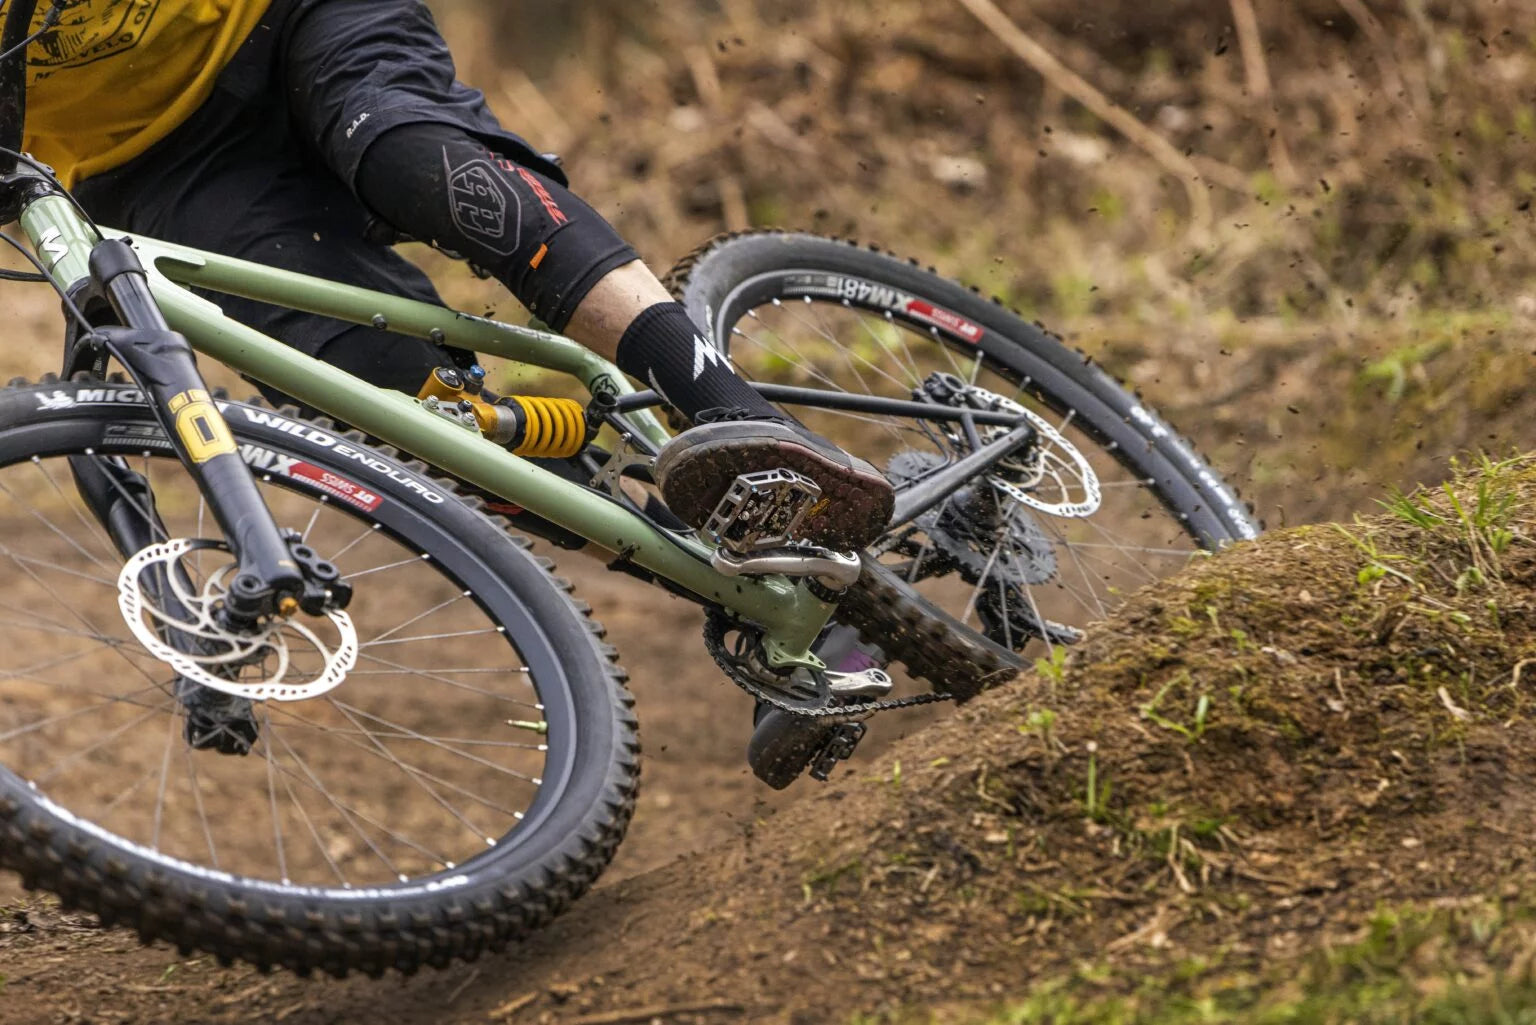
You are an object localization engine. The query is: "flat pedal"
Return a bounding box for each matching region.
[705,468,822,553]
[808,722,867,782]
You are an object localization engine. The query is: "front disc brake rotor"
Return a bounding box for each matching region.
[118,538,358,702]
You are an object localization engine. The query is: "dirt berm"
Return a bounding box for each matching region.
[2,455,1535,1024]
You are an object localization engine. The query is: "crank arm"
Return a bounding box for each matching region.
[710,546,862,591]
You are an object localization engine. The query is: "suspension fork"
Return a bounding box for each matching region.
[69,454,209,643]
[80,239,344,621]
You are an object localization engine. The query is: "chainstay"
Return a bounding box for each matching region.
[835,555,1024,701]
[703,612,953,723]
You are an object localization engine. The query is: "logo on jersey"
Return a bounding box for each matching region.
[31,0,164,70]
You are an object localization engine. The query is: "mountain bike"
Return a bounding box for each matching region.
[0,0,1259,978]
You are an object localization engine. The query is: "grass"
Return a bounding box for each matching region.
[903,902,1536,1025]
[1372,453,1530,595]
[1138,672,1212,743]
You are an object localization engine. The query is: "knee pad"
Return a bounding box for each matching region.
[356,123,638,331]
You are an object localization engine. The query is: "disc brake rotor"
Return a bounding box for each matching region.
[977,396,1101,519]
[118,538,358,702]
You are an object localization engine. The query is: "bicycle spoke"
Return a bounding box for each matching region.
[358,591,468,646]
[29,457,118,569]
[259,705,291,884]
[330,699,542,785]
[354,651,540,708]
[329,701,492,843]
[0,441,563,893]
[359,627,502,649]
[152,709,177,851]
[183,745,221,872]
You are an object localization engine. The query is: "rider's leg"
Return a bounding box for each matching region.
[346,122,892,549]
[276,0,894,545]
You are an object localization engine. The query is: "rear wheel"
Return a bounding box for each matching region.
[0,380,638,975]
[669,231,1259,698]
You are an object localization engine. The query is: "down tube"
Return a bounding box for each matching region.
[149,281,836,648]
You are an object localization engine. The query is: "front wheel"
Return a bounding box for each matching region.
[668,232,1260,697]
[0,379,638,976]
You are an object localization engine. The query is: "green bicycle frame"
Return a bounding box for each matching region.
[19,193,837,663]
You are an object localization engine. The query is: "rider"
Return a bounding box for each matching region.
[22,0,894,551]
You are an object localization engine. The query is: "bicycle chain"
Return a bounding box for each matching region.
[838,555,1024,701]
[702,611,954,723]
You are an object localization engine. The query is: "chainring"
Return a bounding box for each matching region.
[703,612,952,723]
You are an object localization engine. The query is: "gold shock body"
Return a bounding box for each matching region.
[417,368,586,458]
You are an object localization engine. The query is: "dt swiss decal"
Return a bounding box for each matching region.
[781,274,985,344]
[243,442,383,512]
[287,463,383,513]
[904,299,985,343]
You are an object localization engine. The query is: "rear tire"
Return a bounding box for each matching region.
[668,231,1260,698]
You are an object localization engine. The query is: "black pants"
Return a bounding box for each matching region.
[75,0,622,401]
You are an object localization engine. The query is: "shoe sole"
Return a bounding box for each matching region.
[657,434,894,551]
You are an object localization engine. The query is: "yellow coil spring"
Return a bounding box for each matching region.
[509,395,586,458]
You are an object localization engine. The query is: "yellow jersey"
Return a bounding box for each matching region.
[23,0,273,187]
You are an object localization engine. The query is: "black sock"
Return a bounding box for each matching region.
[615,303,782,423]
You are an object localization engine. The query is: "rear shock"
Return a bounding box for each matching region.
[417,365,589,458]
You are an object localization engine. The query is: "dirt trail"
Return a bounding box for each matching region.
[4,457,1532,1024]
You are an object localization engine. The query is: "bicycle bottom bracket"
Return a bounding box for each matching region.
[117,538,358,702]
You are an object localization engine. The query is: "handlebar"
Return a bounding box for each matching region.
[0,0,42,175]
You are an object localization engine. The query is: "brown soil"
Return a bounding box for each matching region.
[2,455,1531,1024]
[3,1,1534,1020]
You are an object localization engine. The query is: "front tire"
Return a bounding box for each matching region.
[0,380,639,976]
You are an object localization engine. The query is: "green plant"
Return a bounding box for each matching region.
[1035,646,1069,687]
[1140,672,1213,742]
[1019,707,1059,746]
[1332,521,1419,589]
[1083,745,1112,823]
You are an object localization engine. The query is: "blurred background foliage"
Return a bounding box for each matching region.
[428,0,1536,325]
[416,0,1532,522]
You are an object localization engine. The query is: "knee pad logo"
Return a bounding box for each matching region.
[444,150,521,257]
